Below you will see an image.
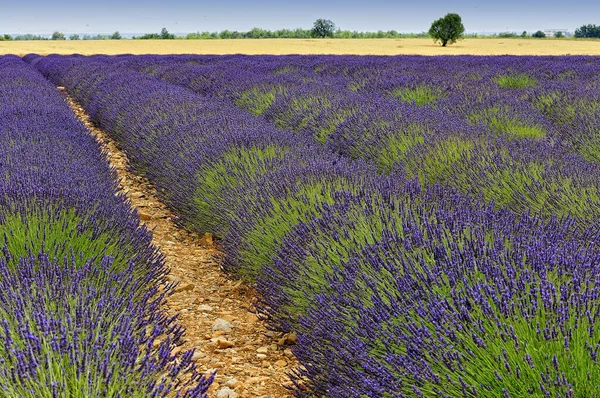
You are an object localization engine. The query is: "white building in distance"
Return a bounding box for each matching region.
[543,29,570,37]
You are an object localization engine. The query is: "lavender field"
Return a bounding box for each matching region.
[0,55,213,397]
[3,53,600,397]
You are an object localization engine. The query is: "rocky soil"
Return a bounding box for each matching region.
[63,89,298,398]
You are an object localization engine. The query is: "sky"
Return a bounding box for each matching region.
[0,0,596,35]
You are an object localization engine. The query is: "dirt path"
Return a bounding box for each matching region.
[62,89,297,398]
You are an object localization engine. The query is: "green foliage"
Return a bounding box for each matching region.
[135,33,161,40]
[521,30,528,37]
[311,19,336,38]
[237,178,355,282]
[0,258,160,398]
[272,94,332,132]
[193,145,290,237]
[110,31,122,40]
[0,207,130,273]
[179,28,430,40]
[494,73,537,88]
[391,85,445,106]
[236,86,279,115]
[82,34,111,40]
[497,32,519,38]
[375,126,425,173]
[247,27,273,39]
[0,34,12,41]
[0,208,172,397]
[428,13,465,47]
[380,264,600,397]
[160,27,175,39]
[575,24,600,38]
[51,31,66,40]
[405,137,474,186]
[12,34,48,41]
[268,192,414,328]
[186,31,220,39]
[532,30,546,38]
[535,93,600,163]
[135,28,175,40]
[469,108,545,139]
[69,34,80,40]
[313,108,355,144]
[554,31,564,38]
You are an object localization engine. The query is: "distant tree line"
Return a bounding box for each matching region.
[0,31,122,40]
[182,28,430,40]
[2,21,599,41]
[133,28,175,39]
[0,26,430,41]
[69,32,122,40]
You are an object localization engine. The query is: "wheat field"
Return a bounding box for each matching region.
[2,38,600,56]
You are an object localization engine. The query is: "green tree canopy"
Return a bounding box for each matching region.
[160,28,175,39]
[532,30,546,38]
[575,24,600,38]
[111,31,122,40]
[311,19,336,38]
[51,31,66,40]
[428,13,465,47]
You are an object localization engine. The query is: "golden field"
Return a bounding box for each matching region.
[1,38,600,56]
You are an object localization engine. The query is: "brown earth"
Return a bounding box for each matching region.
[3,38,600,56]
[62,89,298,398]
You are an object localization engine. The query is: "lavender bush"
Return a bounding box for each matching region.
[0,55,211,397]
[293,208,600,397]
[111,54,600,226]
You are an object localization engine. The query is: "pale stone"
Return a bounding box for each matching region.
[213,318,233,332]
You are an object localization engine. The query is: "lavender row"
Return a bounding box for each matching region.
[26,54,600,396]
[114,55,600,226]
[0,55,211,397]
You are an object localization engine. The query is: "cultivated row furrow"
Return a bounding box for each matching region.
[0,56,211,396]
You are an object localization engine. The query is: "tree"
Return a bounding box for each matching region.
[111,31,122,40]
[554,31,564,38]
[311,19,336,38]
[575,24,600,38]
[51,31,66,40]
[532,30,546,38]
[521,31,528,38]
[428,13,465,47]
[160,28,175,39]
[69,34,80,40]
